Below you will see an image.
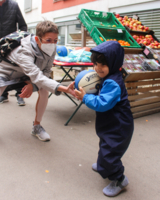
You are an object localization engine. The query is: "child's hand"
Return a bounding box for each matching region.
[19,83,33,98]
[66,81,76,97]
[75,87,86,101]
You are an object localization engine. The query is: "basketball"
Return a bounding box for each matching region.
[67,47,74,54]
[56,46,73,57]
[75,69,101,94]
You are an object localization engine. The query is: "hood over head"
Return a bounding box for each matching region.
[91,41,124,75]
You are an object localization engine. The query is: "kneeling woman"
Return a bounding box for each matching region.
[0,20,75,141]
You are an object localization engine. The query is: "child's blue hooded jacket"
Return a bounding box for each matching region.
[83,41,134,180]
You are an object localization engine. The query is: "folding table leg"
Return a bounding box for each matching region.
[64,92,78,106]
[48,66,74,99]
[60,66,74,82]
[65,102,83,126]
[48,92,52,98]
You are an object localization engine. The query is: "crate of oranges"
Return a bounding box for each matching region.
[90,27,141,48]
[106,39,131,47]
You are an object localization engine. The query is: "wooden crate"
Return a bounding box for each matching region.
[124,71,160,118]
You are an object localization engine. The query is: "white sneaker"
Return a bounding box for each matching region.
[103,175,129,197]
[32,124,50,142]
[92,163,98,172]
[17,95,25,106]
[0,96,8,103]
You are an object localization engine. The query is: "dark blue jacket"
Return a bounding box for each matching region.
[83,41,133,132]
[83,69,133,137]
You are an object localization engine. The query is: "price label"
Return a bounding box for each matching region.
[117,29,123,33]
[144,48,150,56]
[103,12,107,17]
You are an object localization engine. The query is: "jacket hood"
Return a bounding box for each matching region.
[30,35,44,59]
[91,41,124,75]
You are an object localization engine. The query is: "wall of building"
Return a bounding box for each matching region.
[16,0,159,25]
[109,0,160,13]
[42,0,96,13]
[16,0,43,29]
[109,0,156,9]
[41,0,159,23]
[41,0,109,23]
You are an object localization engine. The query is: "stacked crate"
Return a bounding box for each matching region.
[78,9,141,50]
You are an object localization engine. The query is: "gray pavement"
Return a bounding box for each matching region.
[0,90,160,200]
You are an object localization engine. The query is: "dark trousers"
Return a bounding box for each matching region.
[2,87,22,97]
[97,133,133,181]
[96,107,134,181]
[1,82,27,97]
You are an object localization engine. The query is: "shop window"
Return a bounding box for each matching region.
[58,26,66,45]
[57,21,95,47]
[67,24,94,47]
[24,0,32,13]
[67,24,82,45]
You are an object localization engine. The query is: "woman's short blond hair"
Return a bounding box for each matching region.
[36,21,59,37]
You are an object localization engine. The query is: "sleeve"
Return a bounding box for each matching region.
[82,79,121,112]
[16,4,28,31]
[16,48,60,95]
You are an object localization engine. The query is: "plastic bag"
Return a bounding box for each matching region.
[55,49,92,63]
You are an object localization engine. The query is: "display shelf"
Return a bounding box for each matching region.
[123,71,160,81]
[124,25,154,35]
[142,46,160,63]
[124,71,160,118]
[124,47,143,54]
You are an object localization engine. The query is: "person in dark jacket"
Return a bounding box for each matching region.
[0,0,27,105]
[75,41,134,197]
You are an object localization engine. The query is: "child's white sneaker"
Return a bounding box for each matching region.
[32,124,50,141]
[92,163,98,172]
[103,175,129,197]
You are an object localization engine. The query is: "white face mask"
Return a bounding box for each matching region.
[38,37,56,56]
[41,43,56,57]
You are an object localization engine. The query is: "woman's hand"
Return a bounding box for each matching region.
[75,87,86,101]
[66,81,76,97]
[19,83,33,98]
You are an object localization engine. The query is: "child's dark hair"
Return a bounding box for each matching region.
[91,52,108,66]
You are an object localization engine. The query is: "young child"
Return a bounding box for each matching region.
[75,41,134,197]
[0,20,75,142]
